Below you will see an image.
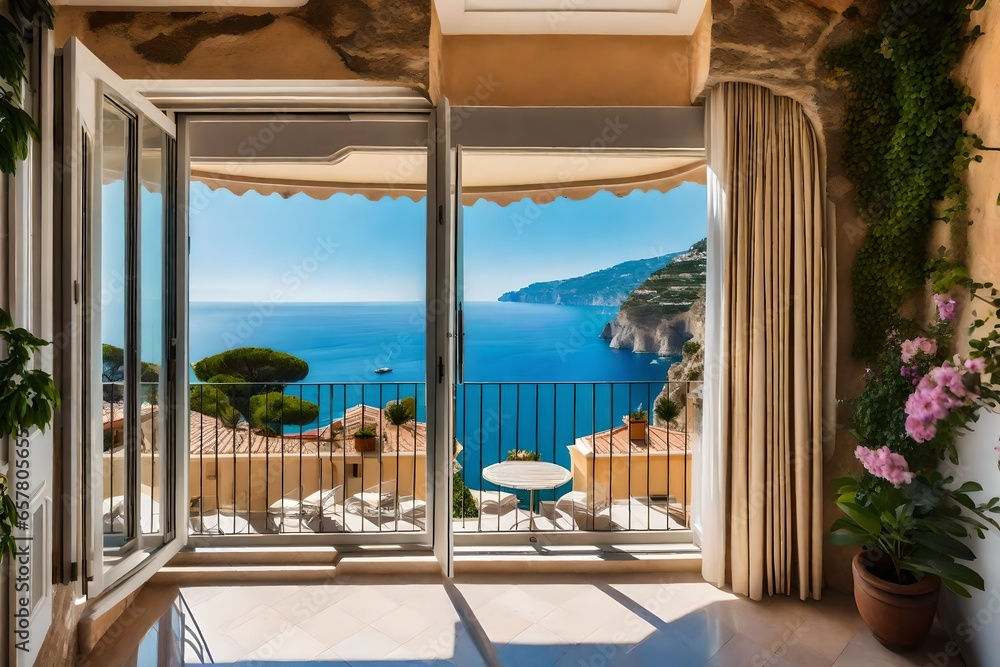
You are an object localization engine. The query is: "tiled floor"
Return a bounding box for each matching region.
[180,573,964,667]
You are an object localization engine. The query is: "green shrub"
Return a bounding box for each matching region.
[385,400,414,426]
[682,340,701,356]
[453,472,479,518]
[354,423,378,438]
[654,396,681,426]
[249,392,320,431]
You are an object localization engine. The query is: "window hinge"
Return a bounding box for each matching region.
[70,561,78,582]
[73,279,80,304]
[438,356,444,383]
[437,204,443,226]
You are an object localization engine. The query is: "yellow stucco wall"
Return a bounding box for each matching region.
[437,34,695,107]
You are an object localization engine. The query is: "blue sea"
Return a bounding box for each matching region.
[189,301,679,481]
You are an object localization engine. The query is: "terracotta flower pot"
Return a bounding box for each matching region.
[852,551,940,650]
[353,435,379,453]
[628,419,647,441]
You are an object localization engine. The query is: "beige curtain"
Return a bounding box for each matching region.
[701,81,829,601]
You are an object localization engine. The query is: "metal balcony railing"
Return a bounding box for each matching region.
[172,380,696,537]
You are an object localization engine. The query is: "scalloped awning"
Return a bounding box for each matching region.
[190,150,706,206]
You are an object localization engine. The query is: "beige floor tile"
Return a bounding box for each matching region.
[705,633,772,667]
[225,607,293,653]
[241,624,329,661]
[474,597,535,644]
[580,607,656,645]
[269,584,352,623]
[500,624,572,667]
[767,640,833,667]
[332,624,401,661]
[537,605,607,643]
[494,586,559,622]
[295,602,367,646]
[370,602,438,644]
[331,586,401,624]
[848,624,963,667]
[384,621,460,661]
[833,641,911,667]
[201,633,251,664]
[179,585,228,607]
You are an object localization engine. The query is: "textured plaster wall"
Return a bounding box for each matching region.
[937,4,1000,666]
[54,0,431,86]
[437,34,694,107]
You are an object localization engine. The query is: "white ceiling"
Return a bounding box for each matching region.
[435,0,707,35]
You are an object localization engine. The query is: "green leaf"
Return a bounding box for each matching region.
[837,501,882,536]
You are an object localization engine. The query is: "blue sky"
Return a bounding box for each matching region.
[189,181,707,303]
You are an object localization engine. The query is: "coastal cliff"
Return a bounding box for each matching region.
[600,239,707,356]
[498,252,682,306]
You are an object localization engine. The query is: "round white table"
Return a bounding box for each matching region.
[482,461,573,531]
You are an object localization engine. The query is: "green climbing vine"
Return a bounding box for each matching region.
[0,0,54,174]
[824,0,986,359]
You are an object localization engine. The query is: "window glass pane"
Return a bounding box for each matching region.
[100,102,131,545]
[140,118,167,536]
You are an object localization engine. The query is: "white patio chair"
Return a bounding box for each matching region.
[302,484,344,517]
[346,483,398,519]
[397,496,426,527]
[266,485,307,533]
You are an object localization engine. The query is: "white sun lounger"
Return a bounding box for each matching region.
[466,488,520,515]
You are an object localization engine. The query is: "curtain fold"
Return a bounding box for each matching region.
[701,81,830,601]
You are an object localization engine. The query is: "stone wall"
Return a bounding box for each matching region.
[54,0,431,87]
[696,0,870,595]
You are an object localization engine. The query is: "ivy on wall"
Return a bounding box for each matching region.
[0,1,54,174]
[824,0,986,359]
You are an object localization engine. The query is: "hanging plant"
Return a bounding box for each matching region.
[823,0,986,359]
[0,0,54,175]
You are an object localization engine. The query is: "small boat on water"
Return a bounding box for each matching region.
[375,351,393,374]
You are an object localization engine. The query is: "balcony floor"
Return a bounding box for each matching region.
[180,573,962,666]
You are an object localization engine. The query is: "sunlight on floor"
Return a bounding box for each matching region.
[178,573,963,667]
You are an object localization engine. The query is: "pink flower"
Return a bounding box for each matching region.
[965,357,986,374]
[904,359,980,442]
[934,293,958,321]
[855,445,916,485]
[900,337,936,363]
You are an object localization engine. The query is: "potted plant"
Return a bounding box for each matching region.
[832,278,1000,649]
[506,449,542,461]
[353,423,381,453]
[0,307,60,562]
[625,404,647,441]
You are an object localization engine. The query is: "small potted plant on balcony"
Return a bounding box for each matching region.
[625,404,647,441]
[506,449,542,461]
[353,423,381,453]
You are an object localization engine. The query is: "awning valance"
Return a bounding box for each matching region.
[190,150,706,206]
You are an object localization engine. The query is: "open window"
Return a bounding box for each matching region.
[60,37,185,601]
